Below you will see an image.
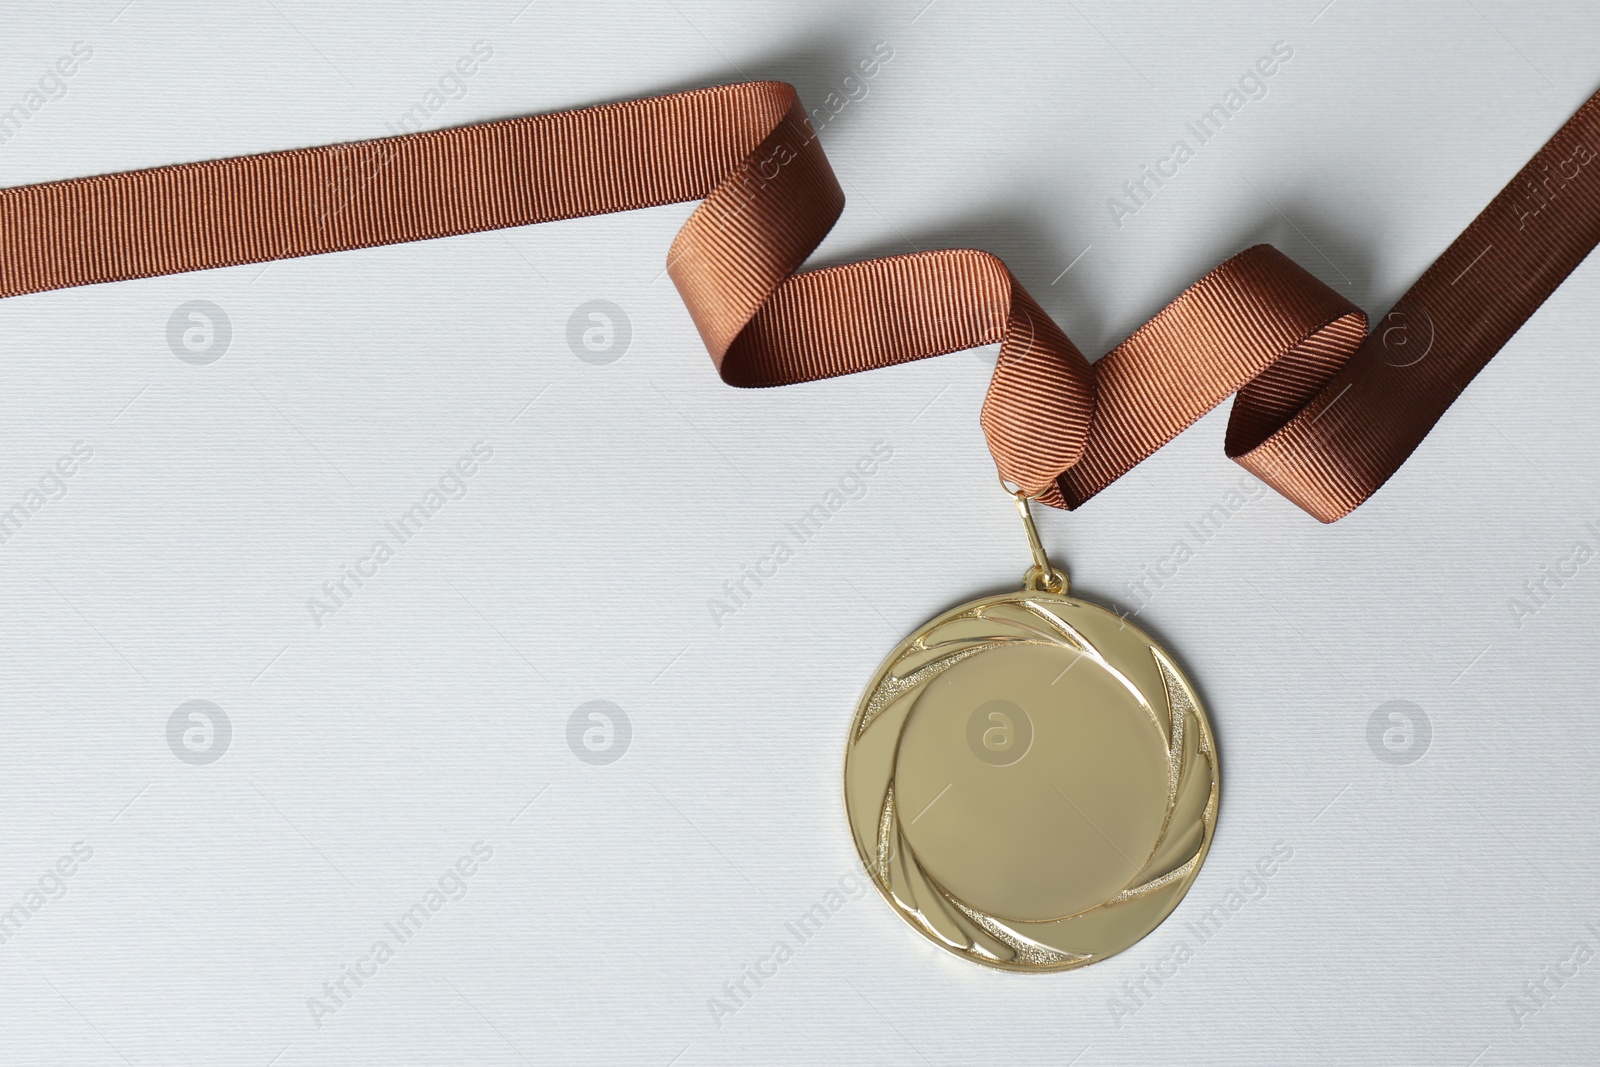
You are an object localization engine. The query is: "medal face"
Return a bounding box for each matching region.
[844,590,1218,972]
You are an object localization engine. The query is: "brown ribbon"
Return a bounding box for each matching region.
[3,81,1597,520]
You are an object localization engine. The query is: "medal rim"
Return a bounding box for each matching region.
[842,587,1220,973]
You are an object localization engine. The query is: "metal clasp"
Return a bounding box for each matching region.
[1001,477,1069,594]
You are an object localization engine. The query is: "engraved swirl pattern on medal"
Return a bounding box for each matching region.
[848,592,1218,971]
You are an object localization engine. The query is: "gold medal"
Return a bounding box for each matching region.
[844,489,1218,971]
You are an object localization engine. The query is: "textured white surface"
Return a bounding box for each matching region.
[2,1,1599,1064]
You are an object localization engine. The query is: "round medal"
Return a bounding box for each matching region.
[844,584,1218,972]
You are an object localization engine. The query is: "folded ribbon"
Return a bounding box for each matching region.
[2,81,1596,519]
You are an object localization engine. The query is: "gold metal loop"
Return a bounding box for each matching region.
[1000,474,1069,594]
[1022,563,1069,594]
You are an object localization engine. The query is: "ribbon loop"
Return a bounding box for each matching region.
[3,80,1597,522]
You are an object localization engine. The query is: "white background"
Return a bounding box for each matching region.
[2,1,1599,1064]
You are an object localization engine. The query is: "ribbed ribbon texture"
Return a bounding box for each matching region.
[3,81,1598,520]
